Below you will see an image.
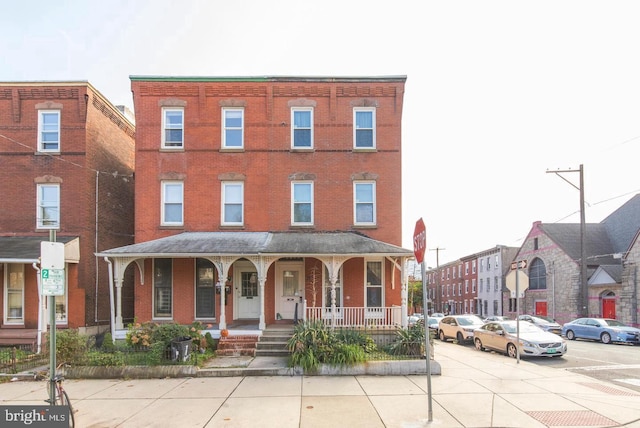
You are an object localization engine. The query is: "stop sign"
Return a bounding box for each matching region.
[413,218,426,264]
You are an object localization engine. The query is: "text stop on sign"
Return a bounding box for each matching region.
[413,218,426,264]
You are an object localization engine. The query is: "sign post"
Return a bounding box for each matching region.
[506,260,528,364]
[413,218,432,422]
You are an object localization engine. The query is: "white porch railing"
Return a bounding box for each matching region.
[305,306,402,328]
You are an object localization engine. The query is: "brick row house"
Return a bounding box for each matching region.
[96,76,413,339]
[425,194,640,327]
[0,82,135,349]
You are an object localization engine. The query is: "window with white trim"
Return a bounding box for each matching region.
[353,108,375,149]
[5,264,24,324]
[292,108,313,149]
[353,181,376,225]
[222,108,244,148]
[153,259,172,318]
[465,280,469,293]
[36,184,60,229]
[365,260,383,308]
[162,108,184,148]
[292,182,313,225]
[38,110,60,152]
[222,182,243,225]
[161,181,183,226]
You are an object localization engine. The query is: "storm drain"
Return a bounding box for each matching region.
[526,410,617,427]
[579,381,640,396]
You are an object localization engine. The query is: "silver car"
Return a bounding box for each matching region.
[474,320,567,358]
[438,315,485,344]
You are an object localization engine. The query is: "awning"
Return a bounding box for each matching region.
[0,236,80,264]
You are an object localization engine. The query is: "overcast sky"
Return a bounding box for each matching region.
[2,1,639,268]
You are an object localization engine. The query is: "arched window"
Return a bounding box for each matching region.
[528,258,547,290]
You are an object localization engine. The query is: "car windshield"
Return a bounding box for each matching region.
[457,316,483,326]
[604,319,627,327]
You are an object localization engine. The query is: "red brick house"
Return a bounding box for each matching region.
[0,81,135,348]
[97,76,413,338]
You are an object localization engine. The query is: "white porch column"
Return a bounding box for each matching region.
[258,276,266,330]
[114,277,124,330]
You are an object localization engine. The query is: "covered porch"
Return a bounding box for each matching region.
[96,231,413,341]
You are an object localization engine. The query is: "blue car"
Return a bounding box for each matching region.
[561,318,640,345]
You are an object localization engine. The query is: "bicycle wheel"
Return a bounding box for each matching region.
[59,389,75,428]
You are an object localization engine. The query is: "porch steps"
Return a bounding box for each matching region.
[216,335,259,357]
[255,326,294,357]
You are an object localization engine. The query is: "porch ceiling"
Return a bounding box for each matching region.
[95,231,413,259]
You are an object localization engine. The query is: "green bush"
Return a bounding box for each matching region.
[84,351,125,367]
[384,324,430,357]
[335,329,377,353]
[101,332,116,351]
[52,329,93,364]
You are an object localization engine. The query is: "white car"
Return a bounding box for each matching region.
[438,315,485,344]
[474,320,567,358]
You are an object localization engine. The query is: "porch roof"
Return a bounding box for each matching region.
[95,231,414,258]
[0,236,80,263]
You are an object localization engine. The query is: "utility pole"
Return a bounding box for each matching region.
[547,165,588,317]
[429,247,445,313]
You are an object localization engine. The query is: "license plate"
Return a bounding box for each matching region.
[546,348,557,354]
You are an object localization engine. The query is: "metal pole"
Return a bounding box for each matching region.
[48,230,57,405]
[579,164,588,316]
[515,262,520,364]
[421,262,433,422]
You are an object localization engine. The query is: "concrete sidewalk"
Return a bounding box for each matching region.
[2,341,640,427]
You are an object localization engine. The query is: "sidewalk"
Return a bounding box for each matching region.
[2,341,640,427]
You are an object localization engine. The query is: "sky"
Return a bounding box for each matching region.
[2,1,639,268]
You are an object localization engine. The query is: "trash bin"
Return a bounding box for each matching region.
[170,336,192,362]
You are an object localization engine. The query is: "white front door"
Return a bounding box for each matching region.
[234,262,260,319]
[275,262,304,320]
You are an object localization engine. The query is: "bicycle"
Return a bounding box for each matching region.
[44,365,75,428]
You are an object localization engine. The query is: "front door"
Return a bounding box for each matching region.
[602,297,616,319]
[535,301,547,316]
[234,262,260,319]
[275,262,304,320]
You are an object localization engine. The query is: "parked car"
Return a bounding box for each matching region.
[438,315,485,344]
[426,317,439,330]
[483,316,511,322]
[430,312,445,319]
[517,314,562,335]
[474,320,567,358]
[408,314,423,327]
[561,318,640,345]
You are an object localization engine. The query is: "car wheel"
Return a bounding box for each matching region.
[601,332,612,344]
[507,343,518,358]
[439,330,446,342]
[456,332,464,344]
[565,330,575,340]
[474,338,484,351]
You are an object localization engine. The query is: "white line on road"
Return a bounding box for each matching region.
[568,364,640,371]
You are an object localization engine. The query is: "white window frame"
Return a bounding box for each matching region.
[291,107,313,149]
[222,182,244,225]
[161,181,184,226]
[4,264,24,325]
[162,108,184,149]
[153,259,173,319]
[36,183,60,230]
[353,181,376,225]
[222,108,244,149]
[365,260,384,310]
[38,110,60,152]
[353,107,376,149]
[291,181,313,225]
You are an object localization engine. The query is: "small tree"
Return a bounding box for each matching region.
[306,263,322,308]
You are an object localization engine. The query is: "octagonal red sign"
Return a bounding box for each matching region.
[413,218,426,264]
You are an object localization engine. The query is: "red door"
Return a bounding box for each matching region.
[535,301,547,316]
[602,298,616,319]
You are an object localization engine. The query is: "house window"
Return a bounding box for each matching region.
[494,276,499,291]
[480,259,484,272]
[222,108,244,148]
[472,279,476,293]
[354,182,376,225]
[37,184,60,229]
[472,261,476,274]
[195,258,215,319]
[292,182,313,225]
[365,260,383,308]
[162,108,183,148]
[354,108,375,149]
[465,262,469,275]
[479,279,483,292]
[495,255,499,269]
[493,300,499,315]
[241,271,259,298]
[154,259,172,318]
[529,258,547,290]
[292,108,313,149]
[222,182,243,225]
[5,264,24,324]
[534,238,539,250]
[161,181,183,226]
[38,110,60,152]
[465,280,469,293]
